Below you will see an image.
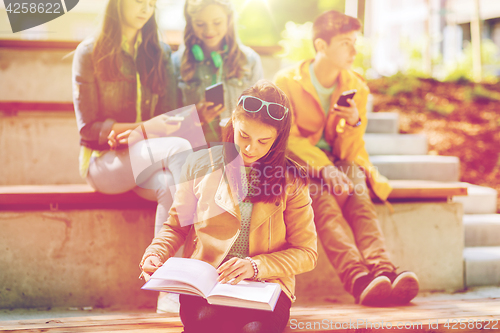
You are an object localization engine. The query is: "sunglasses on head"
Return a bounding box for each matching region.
[237,95,289,121]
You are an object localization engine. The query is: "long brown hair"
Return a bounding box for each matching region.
[92,0,167,94]
[180,0,247,82]
[223,80,307,204]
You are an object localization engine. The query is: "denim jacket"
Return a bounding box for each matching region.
[171,44,263,142]
[72,39,178,150]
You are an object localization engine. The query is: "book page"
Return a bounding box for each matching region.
[143,258,219,298]
[142,278,205,296]
[207,281,281,311]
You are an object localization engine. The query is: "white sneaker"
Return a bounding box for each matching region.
[156,292,180,314]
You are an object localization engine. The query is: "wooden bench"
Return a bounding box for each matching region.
[0,101,74,114]
[0,184,155,209]
[0,181,467,208]
[0,297,499,332]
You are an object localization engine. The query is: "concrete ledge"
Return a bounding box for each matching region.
[0,208,157,310]
[364,133,428,156]
[464,247,500,287]
[453,183,498,214]
[370,155,460,182]
[295,201,464,303]
[464,214,500,247]
[366,112,399,134]
[1,200,464,309]
[0,112,83,186]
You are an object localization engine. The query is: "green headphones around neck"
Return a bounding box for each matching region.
[191,44,227,68]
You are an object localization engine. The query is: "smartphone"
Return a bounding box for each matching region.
[164,116,184,124]
[205,82,224,107]
[336,89,357,107]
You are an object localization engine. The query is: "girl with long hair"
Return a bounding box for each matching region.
[140,80,317,333]
[72,0,192,261]
[172,0,264,145]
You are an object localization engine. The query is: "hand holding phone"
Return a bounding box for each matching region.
[336,89,357,107]
[334,89,358,133]
[205,82,224,107]
[200,83,225,124]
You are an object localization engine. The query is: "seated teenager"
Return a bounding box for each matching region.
[172,0,264,144]
[140,80,317,333]
[72,0,192,235]
[274,10,419,306]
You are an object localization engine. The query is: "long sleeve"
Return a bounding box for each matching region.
[330,83,369,162]
[252,182,318,279]
[141,152,198,261]
[72,40,114,146]
[154,43,180,116]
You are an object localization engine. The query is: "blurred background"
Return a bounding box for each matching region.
[0,0,499,211]
[2,0,500,79]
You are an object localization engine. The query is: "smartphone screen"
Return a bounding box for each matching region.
[337,89,357,107]
[205,82,224,107]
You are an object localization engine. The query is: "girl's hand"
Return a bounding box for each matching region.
[216,257,254,285]
[116,129,145,147]
[332,98,360,126]
[197,101,225,124]
[107,130,118,150]
[142,256,163,275]
[116,129,132,146]
[145,114,182,136]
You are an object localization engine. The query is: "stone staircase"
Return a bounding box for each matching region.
[365,110,500,289]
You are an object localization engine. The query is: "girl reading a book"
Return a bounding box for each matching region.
[172,0,264,144]
[140,80,317,333]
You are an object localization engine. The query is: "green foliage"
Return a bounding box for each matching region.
[352,36,372,77]
[278,21,315,62]
[425,101,455,116]
[234,0,345,47]
[235,1,280,46]
[317,0,345,13]
[444,39,500,83]
[382,73,422,96]
[470,84,500,102]
[399,37,442,79]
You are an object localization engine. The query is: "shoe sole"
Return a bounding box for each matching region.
[390,272,419,304]
[359,276,392,306]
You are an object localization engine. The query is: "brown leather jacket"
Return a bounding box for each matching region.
[142,145,318,302]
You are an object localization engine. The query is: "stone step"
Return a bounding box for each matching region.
[463,247,500,287]
[464,214,500,247]
[364,133,428,155]
[369,155,460,182]
[453,183,498,214]
[366,112,399,134]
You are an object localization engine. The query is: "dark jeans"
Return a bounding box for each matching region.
[179,291,291,333]
[309,160,396,294]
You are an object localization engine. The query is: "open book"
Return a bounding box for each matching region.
[141,258,282,311]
